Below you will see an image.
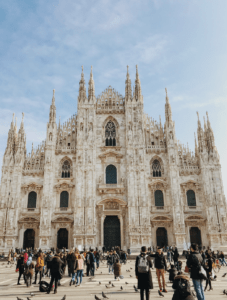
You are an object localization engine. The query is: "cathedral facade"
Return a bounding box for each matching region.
[0,66,227,252]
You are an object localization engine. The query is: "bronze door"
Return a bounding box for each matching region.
[104,216,121,251]
[156,227,168,248]
[190,227,202,247]
[23,229,35,249]
[57,228,68,249]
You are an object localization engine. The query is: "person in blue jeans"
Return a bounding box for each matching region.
[187,243,205,300]
[107,251,114,274]
[75,254,84,286]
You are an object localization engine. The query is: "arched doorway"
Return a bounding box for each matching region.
[23,229,35,249]
[190,227,202,247]
[104,216,121,251]
[156,227,168,248]
[57,228,68,249]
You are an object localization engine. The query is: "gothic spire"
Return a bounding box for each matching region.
[206,111,215,152]
[196,111,205,153]
[49,89,56,123]
[125,65,132,101]
[134,65,142,102]
[78,65,87,102]
[88,66,95,103]
[165,88,172,126]
[194,132,198,156]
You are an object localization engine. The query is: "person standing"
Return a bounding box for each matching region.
[90,249,95,276]
[173,248,179,270]
[186,243,205,300]
[95,250,100,270]
[204,254,213,292]
[107,251,114,274]
[33,252,44,284]
[86,250,91,276]
[47,253,64,294]
[69,251,77,286]
[135,246,153,300]
[172,273,194,300]
[150,247,167,293]
[219,251,227,266]
[114,258,121,280]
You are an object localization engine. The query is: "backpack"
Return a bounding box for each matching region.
[87,253,90,264]
[39,280,49,292]
[178,278,191,298]
[138,255,149,273]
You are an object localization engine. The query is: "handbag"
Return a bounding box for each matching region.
[198,265,207,280]
[184,265,189,273]
[15,268,19,272]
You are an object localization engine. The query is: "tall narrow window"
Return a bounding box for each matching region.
[187,190,196,206]
[105,121,116,146]
[27,191,37,208]
[61,161,70,178]
[152,160,162,177]
[106,164,117,184]
[155,190,164,206]
[60,191,69,208]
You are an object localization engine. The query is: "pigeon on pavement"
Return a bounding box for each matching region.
[222,273,227,277]
[95,296,101,300]
[102,292,109,299]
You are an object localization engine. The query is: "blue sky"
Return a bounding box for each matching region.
[0,0,227,193]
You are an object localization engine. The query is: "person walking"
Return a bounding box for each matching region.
[47,253,64,294]
[204,254,213,292]
[186,243,205,300]
[16,254,25,285]
[219,251,227,266]
[135,246,153,300]
[150,247,167,293]
[114,258,121,280]
[69,251,77,286]
[75,254,84,286]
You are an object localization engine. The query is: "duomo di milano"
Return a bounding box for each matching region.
[0,65,226,252]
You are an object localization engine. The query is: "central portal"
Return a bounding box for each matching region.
[57,228,68,249]
[104,216,121,250]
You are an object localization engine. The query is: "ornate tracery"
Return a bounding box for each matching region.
[152,159,162,177]
[105,121,116,146]
[61,160,71,178]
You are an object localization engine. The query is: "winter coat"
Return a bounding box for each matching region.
[68,253,76,274]
[167,267,177,282]
[114,262,121,277]
[135,253,153,290]
[16,257,24,273]
[75,258,84,271]
[204,258,212,277]
[172,275,194,300]
[35,256,44,272]
[150,252,167,270]
[173,251,179,262]
[186,251,203,280]
[49,256,64,279]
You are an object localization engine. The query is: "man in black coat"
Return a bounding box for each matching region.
[186,243,205,300]
[149,247,167,293]
[47,253,64,294]
[135,246,153,300]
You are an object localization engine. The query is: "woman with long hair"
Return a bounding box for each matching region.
[204,253,213,291]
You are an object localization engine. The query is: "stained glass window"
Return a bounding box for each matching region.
[27,191,37,208]
[105,121,116,146]
[106,164,117,184]
[62,161,70,178]
[187,190,196,206]
[155,190,164,206]
[60,191,69,207]
[152,160,162,177]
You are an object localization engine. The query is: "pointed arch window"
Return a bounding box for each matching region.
[27,191,37,208]
[60,191,69,208]
[187,190,196,206]
[152,160,162,177]
[106,164,117,184]
[155,190,164,207]
[105,121,116,146]
[61,160,70,178]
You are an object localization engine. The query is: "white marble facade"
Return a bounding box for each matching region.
[0,66,227,252]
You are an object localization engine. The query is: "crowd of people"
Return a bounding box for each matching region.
[2,244,226,299]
